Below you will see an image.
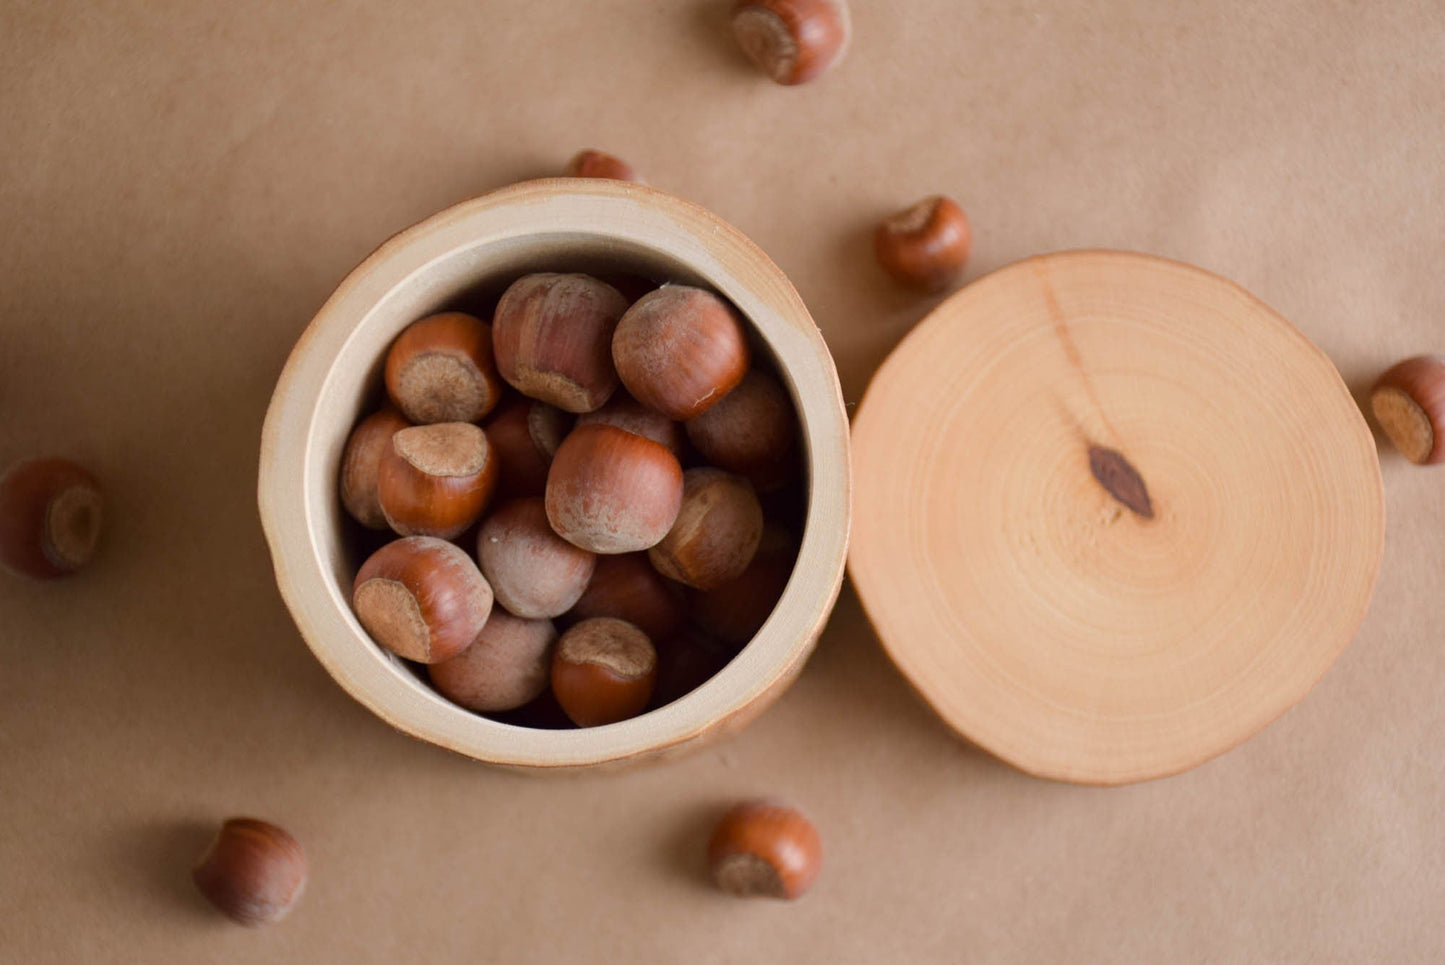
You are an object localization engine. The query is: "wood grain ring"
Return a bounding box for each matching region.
[849,251,1384,785]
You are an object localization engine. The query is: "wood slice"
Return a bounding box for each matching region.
[848,251,1384,785]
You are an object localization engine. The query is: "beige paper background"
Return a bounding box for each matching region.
[2,1,1442,961]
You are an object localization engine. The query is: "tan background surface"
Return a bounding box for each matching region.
[2,1,1442,961]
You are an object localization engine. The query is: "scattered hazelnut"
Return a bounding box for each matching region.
[527,401,572,458]
[564,149,644,183]
[339,407,411,529]
[551,617,658,727]
[567,551,686,642]
[492,273,629,413]
[384,312,502,424]
[377,422,497,538]
[428,609,556,712]
[577,393,684,457]
[1371,355,1445,465]
[707,801,822,900]
[874,195,971,291]
[730,0,850,86]
[545,423,684,554]
[192,818,307,926]
[651,625,736,708]
[477,497,596,618]
[689,525,796,645]
[648,468,763,590]
[352,536,493,663]
[0,457,103,580]
[684,369,797,490]
[612,285,750,420]
[482,397,552,499]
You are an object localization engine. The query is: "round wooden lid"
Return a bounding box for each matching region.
[848,251,1384,785]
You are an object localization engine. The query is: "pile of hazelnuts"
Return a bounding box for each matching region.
[339,272,802,729]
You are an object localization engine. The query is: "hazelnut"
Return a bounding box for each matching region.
[651,625,736,708]
[684,369,797,490]
[567,551,686,642]
[477,497,596,619]
[1371,355,1445,465]
[377,422,497,538]
[428,610,556,712]
[730,0,850,86]
[0,457,102,580]
[546,423,684,554]
[527,401,572,458]
[482,397,552,499]
[492,273,628,413]
[339,407,411,529]
[612,285,750,420]
[384,312,502,424]
[576,393,684,457]
[564,149,644,184]
[874,195,972,291]
[707,801,822,900]
[352,536,493,663]
[648,468,763,590]
[192,818,307,925]
[689,525,796,645]
[550,617,657,727]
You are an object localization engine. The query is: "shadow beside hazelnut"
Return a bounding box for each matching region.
[0,457,103,580]
[192,817,307,926]
[689,525,797,646]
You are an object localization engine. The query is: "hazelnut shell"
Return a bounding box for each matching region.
[550,617,657,727]
[612,286,750,420]
[545,423,684,554]
[707,801,822,900]
[192,818,307,925]
[0,457,103,580]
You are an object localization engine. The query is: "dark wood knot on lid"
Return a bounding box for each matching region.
[1088,445,1154,520]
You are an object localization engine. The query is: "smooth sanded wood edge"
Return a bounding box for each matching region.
[846,250,1385,786]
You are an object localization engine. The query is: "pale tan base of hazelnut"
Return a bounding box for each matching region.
[393,353,490,424]
[712,852,787,899]
[1372,386,1435,464]
[354,578,432,662]
[44,483,102,570]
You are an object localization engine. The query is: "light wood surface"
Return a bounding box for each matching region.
[258,179,850,769]
[849,251,1385,784]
